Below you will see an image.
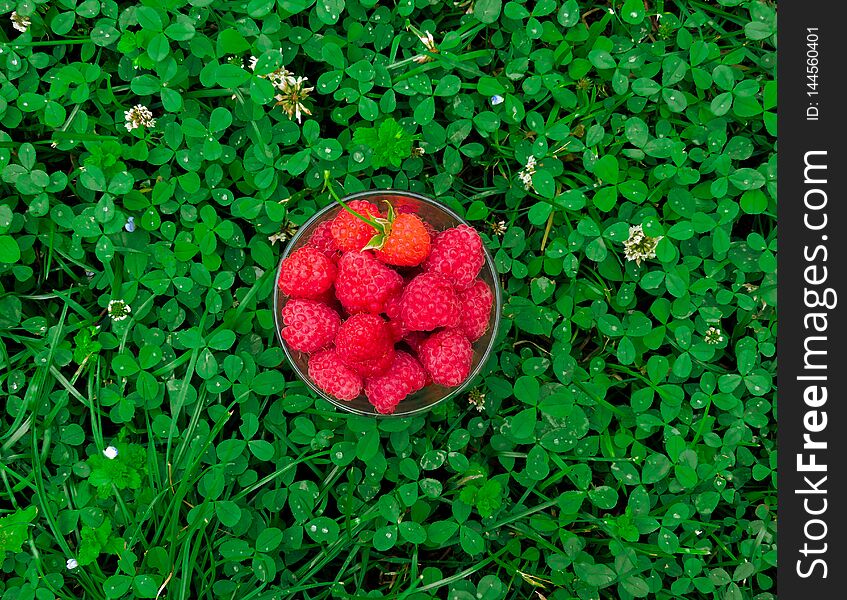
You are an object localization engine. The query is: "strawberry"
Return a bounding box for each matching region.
[400,272,461,332]
[330,200,383,252]
[419,328,473,387]
[278,246,337,299]
[280,299,341,353]
[335,251,403,314]
[335,313,393,363]
[364,351,427,414]
[374,212,431,267]
[308,349,363,401]
[424,225,484,291]
[457,280,494,342]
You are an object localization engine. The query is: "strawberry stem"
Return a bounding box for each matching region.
[323,171,383,230]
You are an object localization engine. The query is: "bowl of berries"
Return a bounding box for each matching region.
[274,188,501,416]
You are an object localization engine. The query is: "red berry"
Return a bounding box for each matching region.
[419,329,473,387]
[281,299,341,353]
[364,351,426,414]
[308,349,362,401]
[346,348,395,378]
[330,200,382,252]
[393,351,427,392]
[374,213,431,267]
[424,225,484,291]
[278,246,337,299]
[400,272,460,332]
[457,280,494,342]
[335,251,404,314]
[306,221,339,259]
[422,220,438,241]
[390,196,419,215]
[335,313,393,363]
[402,331,428,354]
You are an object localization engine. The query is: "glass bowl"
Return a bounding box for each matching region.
[273,190,502,417]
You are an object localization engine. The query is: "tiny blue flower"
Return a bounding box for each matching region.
[490,95,505,106]
[124,216,135,232]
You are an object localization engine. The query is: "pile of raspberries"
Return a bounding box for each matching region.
[277,198,494,415]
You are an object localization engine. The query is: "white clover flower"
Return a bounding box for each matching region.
[107,300,131,321]
[11,11,30,33]
[623,224,661,265]
[248,51,297,91]
[103,446,119,459]
[413,31,440,64]
[490,220,507,236]
[518,155,537,191]
[490,95,505,106]
[411,146,425,157]
[704,326,725,345]
[468,389,486,412]
[66,558,79,570]
[454,0,475,14]
[124,104,156,132]
[274,76,314,123]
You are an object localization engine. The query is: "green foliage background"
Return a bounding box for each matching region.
[0,0,777,599]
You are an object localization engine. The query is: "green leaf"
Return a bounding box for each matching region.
[0,236,21,263]
[306,517,339,543]
[474,0,503,24]
[622,0,645,23]
[0,506,37,553]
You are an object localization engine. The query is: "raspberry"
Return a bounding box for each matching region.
[335,251,404,314]
[374,213,431,267]
[391,196,419,215]
[384,293,403,321]
[364,351,427,414]
[400,272,460,332]
[419,329,473,387]
[280,299,341,353]
[330,200,382,252]
[306,221,339,259]
[424,225,485,291]
[402,331,428,354]
[335,313,393,363]
[422,220,438,241]
[382,293,407,341]
[278,246,337,299]
[347,348,395,377]
[457,280,494,342]
[308,349,362,401]
[393,351,427,392]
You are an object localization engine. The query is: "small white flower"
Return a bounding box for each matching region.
[490,220,507,236]
[274,75,314,123]
[107,300,131,322]
[124,104,156,132]
[490,95,505,106]
[695,529,703,536]
[468,389,486,412]
[66,558,79,570]
[704,327,725,345]
[517,155,537,191]
[11,11,30,33]
[124,216,136,232]
[413,30,440,64]
[623,224,661,265]
[247,55,259,71]
[103,446,119,459]
[411,146,425,157]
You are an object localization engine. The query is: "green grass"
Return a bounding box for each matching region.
[0,1,776,599]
